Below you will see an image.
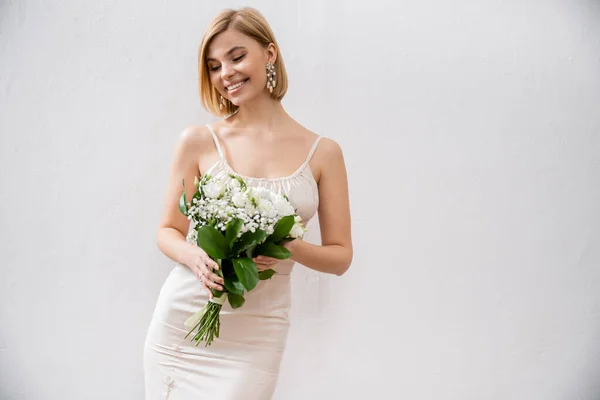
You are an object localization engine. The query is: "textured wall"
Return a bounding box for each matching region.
[1,0,599,399]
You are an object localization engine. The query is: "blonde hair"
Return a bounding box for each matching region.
[198,7,289,117]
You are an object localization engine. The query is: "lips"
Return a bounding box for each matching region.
[226,78,249,92]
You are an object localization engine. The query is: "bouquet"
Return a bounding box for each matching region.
[178,173,306,346]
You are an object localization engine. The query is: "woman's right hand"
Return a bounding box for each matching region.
[185,245,224,299]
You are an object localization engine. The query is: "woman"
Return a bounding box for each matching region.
[143,7,353,399]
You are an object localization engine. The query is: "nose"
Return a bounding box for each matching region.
[220,62,235,81]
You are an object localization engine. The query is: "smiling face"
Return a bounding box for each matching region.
[206,29,277,107]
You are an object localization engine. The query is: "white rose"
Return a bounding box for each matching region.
[273,197,295,216]
[252,186,272,200]
[232,191,247,208]
[289,223,305,239]
[257,199,277,218]
[227,177,241,190]
[203,182,225,199]
[268,191,280,203]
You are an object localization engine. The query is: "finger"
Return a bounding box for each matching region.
[256,258,278,265]
[199,274,215,298]
[202,282,213,299]
[201,268,224,291]
[190,265,204,281]
[202,256,220,271]
[256,263,274,272]
[198,258,222,280]
[261,256,279,265]
[195,272,213,299]
[256,263,267,272]
[201,265,224,287]
[190,266,215,299]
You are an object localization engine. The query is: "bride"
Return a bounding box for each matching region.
[143,7,353,399]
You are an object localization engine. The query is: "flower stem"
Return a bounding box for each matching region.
[186,301,223,347]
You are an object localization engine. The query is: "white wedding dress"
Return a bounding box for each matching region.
[143,124,322,399]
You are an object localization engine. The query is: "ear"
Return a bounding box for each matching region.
[266,43,278,64]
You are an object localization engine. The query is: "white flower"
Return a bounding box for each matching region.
[246,188,261,206]
[252,186,272,200]
[232,191,247,208]
[203,181,225,199]
[290,223,305,239]
[227,177,241,190]
[273,196,295,216]
[267,191,280,203]
[185,174,308,251]
[257,199,278,218]
[244,201,257,216]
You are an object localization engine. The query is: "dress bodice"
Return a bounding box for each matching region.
[186,124,323,275]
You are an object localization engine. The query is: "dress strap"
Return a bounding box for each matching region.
[206,124,224,159]
[304,136,322,165]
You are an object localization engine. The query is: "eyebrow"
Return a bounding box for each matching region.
[206,46,247,62]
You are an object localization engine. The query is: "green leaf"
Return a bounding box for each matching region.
[268,215,295,243]
[228,174,247,190]
[223,273,245,295]
[257,242,291,260]
[178,190,188,216]
[232,230,267,256]
[258,269,277,280]
[196,225,229,260]
[225,218,244,249]
[232,257,259,291]
[227,292,245,309]
[220,258,234,277]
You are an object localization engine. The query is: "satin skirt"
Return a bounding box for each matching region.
[143,262,292,399]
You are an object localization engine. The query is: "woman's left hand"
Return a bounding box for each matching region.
[252,240,297,271]
[252,255,279,272]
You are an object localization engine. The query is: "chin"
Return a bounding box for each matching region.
[228,91,258,107]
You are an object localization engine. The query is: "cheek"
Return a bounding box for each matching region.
[240,60,264,79]
[209,73,221,89]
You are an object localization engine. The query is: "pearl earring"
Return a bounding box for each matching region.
[266,62,276,93]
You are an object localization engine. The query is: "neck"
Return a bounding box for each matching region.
[228,92,288,134]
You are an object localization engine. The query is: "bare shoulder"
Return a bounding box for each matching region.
[315,136,343,156]
[177,125,213,151]
[310,135,345,183]
[291,121,344,166]
[285,116,345,183]
[175,125,219,170]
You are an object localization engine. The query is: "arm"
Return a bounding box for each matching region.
[155,126,224,293]
[156,126,203,264]
[286,138,353,276]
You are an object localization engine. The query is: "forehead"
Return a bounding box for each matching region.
[207,29,258,59]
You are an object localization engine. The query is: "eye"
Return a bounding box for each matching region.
[233,54,246,62]
[209,65,221,72]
